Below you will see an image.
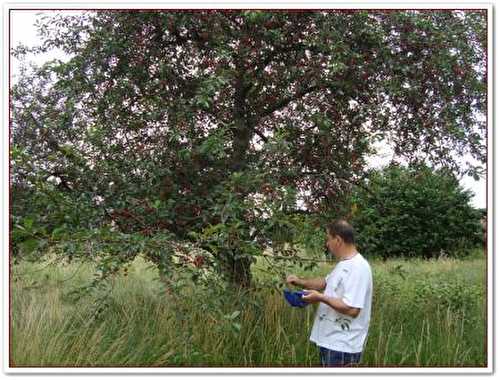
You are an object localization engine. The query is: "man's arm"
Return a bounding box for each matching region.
[319,294,361,318]
[301,290,361,318]
[286,275,326,291]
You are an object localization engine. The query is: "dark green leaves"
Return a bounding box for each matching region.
[351,164,483,259]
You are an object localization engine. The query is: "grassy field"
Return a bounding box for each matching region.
[10,249,487,367]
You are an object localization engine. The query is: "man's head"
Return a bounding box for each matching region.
[325,219,356,259]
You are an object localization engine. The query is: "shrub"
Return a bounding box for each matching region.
[351,164,482,259]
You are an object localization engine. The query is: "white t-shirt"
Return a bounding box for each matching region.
[309,252,373,353]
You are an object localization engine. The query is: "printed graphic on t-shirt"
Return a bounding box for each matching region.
[335,317,352,331]
[319,313,352,335]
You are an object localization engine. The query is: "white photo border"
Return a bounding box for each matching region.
[2,0,495,375]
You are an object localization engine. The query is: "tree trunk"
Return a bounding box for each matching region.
[224,140,254,289]
[225,72,254,288]
[226,253,253,288]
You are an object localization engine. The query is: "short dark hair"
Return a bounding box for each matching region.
[327,220,355,245]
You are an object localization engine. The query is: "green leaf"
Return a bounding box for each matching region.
[227,310,240,320]
[23,218,34,230]
[20,239,39,255]
[51,226,66,239]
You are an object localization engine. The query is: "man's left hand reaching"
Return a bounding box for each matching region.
[301,289,324,304]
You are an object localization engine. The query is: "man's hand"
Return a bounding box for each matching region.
[286,274,302,287]
[301,289,324,304]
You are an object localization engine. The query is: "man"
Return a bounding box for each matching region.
[286,220,373,367]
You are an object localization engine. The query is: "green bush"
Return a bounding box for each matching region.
[351,164,482,259]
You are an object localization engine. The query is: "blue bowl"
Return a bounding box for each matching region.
[283,289,309,308]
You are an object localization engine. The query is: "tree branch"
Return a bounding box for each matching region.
[259,84,321,119]
[302,170,387,213]
[254,130,269,144]
[262,251,331,264]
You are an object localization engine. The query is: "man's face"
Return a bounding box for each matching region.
[325,231,341,258]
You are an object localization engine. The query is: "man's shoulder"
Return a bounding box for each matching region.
[353,253,372,271]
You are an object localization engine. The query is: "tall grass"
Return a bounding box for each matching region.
[11,251,487,367]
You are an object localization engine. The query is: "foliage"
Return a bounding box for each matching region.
[351,164,483,259]
[11,10,487,286]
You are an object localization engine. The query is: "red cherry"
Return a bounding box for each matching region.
[193,256,205,267]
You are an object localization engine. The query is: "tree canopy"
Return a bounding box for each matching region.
[11,10,487,287]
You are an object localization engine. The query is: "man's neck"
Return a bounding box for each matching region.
[338,246,358,260]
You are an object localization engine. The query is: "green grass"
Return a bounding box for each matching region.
[11,250,487,367]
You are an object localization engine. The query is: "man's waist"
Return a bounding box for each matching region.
[310,337,366,354]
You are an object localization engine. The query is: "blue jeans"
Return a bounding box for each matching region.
[319,347,362,367]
